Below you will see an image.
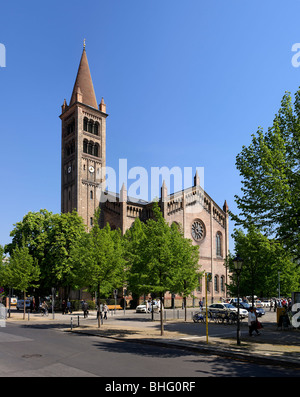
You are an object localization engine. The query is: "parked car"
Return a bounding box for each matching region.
[254,299,263,307]
[229,298,243,305]
[254,307,265,317]
[136,301,159,313]
[16,299,31,311]
[232,301,265,317]
[261,300,271,308]
[208,303,248,318]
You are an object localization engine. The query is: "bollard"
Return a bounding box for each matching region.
[71,317,73,330]
[77,315,80,327]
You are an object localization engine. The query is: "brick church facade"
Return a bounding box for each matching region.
[60,46,229,305]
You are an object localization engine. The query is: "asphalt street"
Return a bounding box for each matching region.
[0,320,299,378]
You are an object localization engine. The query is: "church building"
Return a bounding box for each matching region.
[60,45,229,304]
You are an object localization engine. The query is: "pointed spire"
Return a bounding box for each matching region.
[223,200,229,213]
[194,170,200,186]
[70,45,98,109]
[161,180,168,202]
[120,183,127,203]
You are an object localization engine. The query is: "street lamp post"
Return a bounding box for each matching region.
[233,256,243,346]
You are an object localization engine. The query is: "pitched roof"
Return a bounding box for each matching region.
[70,48,98,109]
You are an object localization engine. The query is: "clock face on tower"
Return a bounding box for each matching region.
[191,220,205,242]
[89,166,94,173]
[67,166,72,174]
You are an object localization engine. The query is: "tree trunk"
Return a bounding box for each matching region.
[160,292,164,336]
[97,284,101,328]
[23,290,26,320]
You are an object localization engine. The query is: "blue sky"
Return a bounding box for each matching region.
[1,1,300,251]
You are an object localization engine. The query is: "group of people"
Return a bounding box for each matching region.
[80,300,110,320]
[145,299,162,313]
[272,298,292,311]
[61,300,72,314]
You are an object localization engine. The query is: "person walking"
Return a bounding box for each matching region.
[66,300,72,314]
[62,300,66,314]
[82,300,88,318]
[41,301,48,316]
[248,307,260,336]
[103,303,108,320]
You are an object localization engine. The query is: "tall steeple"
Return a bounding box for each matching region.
[69,43,98,109]
[60,44,107,229]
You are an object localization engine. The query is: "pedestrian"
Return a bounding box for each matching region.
[30,299,34,313]
[66,300,72,314]
[82,300,88,318]
[62,300,66,314]
[199,300,203,310]
[41,301,48,316]
[103,303,108,319]
[248,307,260,336]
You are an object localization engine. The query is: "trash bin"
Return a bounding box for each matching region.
[276,307,285,324]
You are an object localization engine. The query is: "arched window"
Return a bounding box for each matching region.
[220,276,225,292]
[214,275,219,292]
[216,232,222,257]
[88,120,93,133]
[88,141,93,155]
[83,118,88,131]
[83,139,88,153]
[94,122,99,136]
[67,120,75,135]
[90,190,93,199]
[94,143,99,157]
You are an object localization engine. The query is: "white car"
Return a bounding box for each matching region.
[136,301,159,313]
[208,303,248,318]
[261,300,271,308]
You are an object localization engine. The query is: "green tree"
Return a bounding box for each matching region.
[70,209,126,327]
[5,210,86,296]
[232,90,300,259]
[228,227,300,304]
[123,218,147,300]
[0,245,6,292]
[169,222,201,321]
[4,246,40,319]
[126,202,200,334]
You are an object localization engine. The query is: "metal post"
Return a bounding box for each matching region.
[71,317,73,330]
[237,274,241,346]
[205,272,208,343]
[52,287,55,320]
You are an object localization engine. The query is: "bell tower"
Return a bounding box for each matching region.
[60,44,107,228]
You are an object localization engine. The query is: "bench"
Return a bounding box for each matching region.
[107,305,122,310]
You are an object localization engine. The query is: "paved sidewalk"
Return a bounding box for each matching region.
[6,309,300,369]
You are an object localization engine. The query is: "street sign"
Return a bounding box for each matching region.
[113,289,118,297]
